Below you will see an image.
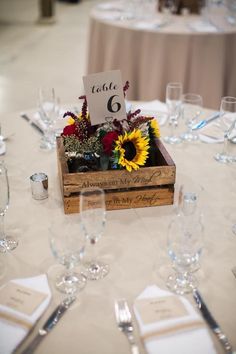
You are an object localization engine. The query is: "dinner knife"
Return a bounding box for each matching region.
[21,296,76,354]
[192,112,220,131]
[20,113,44,135]
[193,290,235,354]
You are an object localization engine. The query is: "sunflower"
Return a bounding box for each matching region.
[114,129,149,172]
[149,118,161,138]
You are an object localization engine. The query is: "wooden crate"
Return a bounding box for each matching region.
[56,137,176,214]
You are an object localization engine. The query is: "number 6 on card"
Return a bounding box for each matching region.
[83,70,127,125]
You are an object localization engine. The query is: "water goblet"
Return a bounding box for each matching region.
[0,161,18,253]
[49,216,87,295]
[174,176,204,216]
[80,187,109,280]
[214,96,236,164]
[166,212,204,294]
[164,82,183,144]
[38,87,58,150]
[181,93,203,142]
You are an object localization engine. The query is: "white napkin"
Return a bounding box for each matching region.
[133,20,167,31]
[199,122,224,143]
[96,2,123,12]
[95,11,122,21]
[188,20,219,33]
[199,113,236,143]
[134,285,217,354]
[0,274,51,354]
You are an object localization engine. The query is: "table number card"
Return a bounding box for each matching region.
[83,70,126,124]
[135,296,188,325]
[0,282,48,316]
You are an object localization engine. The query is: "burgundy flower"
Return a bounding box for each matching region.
[62,123,77,136]
[102,131,119,156]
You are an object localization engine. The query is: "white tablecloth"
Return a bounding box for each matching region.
[87,2,236,110]
[0,104,235,354]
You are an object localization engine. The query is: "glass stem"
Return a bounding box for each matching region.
[170,117,176,137]
[90,240,97,265]
[0,214,5,240]
[222,132,229,156]
[65,263,74,277]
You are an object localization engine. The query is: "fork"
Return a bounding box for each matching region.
[114,299,140,354]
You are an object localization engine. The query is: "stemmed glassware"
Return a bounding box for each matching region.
[164,82,183,144]
[49,216,87,295]
[214,96,236,164]
[80,187,109,280]
[167,211,204,294]
[166,179,204,294]
[38,87,58,150]
[181,93,203,142]
[0,161,18,253]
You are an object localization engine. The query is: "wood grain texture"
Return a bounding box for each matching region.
[63,186,174,214]
[56,136,176,213]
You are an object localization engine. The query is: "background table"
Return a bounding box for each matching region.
[87,2,236,110]
[0,104,236,354]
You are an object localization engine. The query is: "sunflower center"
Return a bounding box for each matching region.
[123,141,137,161]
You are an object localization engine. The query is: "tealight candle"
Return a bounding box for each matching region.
[30,172,48,200]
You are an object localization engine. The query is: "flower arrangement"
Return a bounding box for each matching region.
[61,82,161,173]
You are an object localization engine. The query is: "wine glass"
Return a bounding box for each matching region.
[181,93,203,142]
[80,187,109,280]
[0,161,18,253]
[164,82,183,144]
[174,176,204,216]
[49,216,87,295]
[214,96,236,164]
[38,87,58,150]
[166,212,204,294]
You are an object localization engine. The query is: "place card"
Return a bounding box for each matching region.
[135,295,188,325]
[83,70,126,124]
[0,282,48,316]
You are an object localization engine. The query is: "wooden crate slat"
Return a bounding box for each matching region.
[56,136,176,214]
[63,186,174,214]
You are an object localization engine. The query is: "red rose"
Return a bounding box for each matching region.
[102,131,119,156]
[62,124,76,136]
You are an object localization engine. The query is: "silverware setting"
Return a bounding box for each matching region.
[20,112,44,135]
[193,290,235,354]
[21,296,76,354]
[192,112,220,131]
[114,299,139,354]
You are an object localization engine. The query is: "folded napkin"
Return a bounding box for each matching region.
[199,113,236,143]
[133,20,168,31]
[134,285,217,354]
[95,11,122,21]
[96,2,123,11]
[199,122,224,143]
[0,274,51,354]
[188,20,219,33]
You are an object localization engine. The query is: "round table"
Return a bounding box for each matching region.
[87,2,236,109]
[0,102,235,354]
